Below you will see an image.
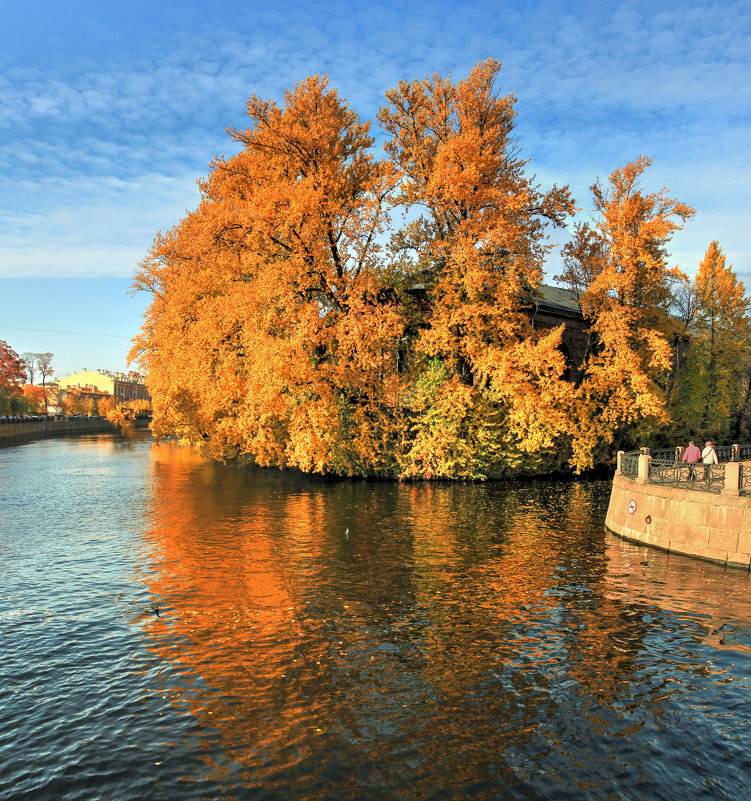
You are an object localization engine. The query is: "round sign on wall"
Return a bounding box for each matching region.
[628,499,637,514]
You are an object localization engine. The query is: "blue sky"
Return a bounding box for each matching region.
[1,0,749,378]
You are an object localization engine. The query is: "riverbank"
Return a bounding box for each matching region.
[0,416,150,447]
[605,449,751,571]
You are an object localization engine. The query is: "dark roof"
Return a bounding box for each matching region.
[408,281,583,316]
[535,284,582,315]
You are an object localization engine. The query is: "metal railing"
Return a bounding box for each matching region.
[741,465,751,495]
[621,452,639,479]
[649,448,678,464]
[648,461,725,493]
[620,443,751,494]
[715,445,735,463]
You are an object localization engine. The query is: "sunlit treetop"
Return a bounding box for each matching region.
[131,64,699,477]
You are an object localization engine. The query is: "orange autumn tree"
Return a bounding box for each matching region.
[133,66,696,478]
[558,156,694,469]
[132,76,407,475]
[0,340,26,414]
[379,59,575,476]
[22,384,47,413]
[104,399,151,435]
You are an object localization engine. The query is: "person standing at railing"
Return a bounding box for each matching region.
[682,441,701,463]
[682,440,701,482]
[701,440,718,483]
[702,441,718,464]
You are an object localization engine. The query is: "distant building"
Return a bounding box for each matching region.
[528,285,588,382]
[56,369,150,402]
[43,382,111,415]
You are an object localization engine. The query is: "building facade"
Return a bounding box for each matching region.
[56,369,150,402]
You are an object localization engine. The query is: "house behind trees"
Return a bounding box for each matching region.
[56,369,150,403]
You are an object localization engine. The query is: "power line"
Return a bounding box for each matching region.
[0,325,131,339]
[52,355,132,359]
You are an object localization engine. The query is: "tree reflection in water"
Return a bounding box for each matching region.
[136,441,751,800]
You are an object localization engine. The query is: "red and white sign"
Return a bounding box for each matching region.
[628,499,637,514]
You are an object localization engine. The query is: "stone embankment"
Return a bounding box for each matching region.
[0,416,150,446]
[606,446,751,571]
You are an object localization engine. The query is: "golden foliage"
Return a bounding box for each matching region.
[22,384,47,412]
[132,74,405,474]
[132,66,701,478]
[104,398,152,436]
[560,157,694,469]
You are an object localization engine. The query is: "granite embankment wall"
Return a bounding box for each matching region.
[0,417,150,446]
[605,452,751,571]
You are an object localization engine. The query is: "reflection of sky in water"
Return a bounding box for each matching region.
[2,434,751,800]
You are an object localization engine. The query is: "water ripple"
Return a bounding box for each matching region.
[2,437,751,799]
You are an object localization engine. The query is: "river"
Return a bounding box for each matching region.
[2,433,751,800]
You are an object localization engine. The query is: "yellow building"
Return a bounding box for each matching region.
[56,369,150,402]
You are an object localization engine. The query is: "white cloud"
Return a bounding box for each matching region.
[0,172,201,278]
[1,0,748,280]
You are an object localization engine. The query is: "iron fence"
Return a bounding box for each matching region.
[649,448,678,463]
[620,442,751,495]
[621,452,639,479]
[741,465,751,495]
[715,445,735,463]
[648,461,725,493]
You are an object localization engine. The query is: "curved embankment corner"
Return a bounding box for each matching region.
[606,473,751,571]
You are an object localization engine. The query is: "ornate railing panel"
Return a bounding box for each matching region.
[715,445,734,463]
[649,448,677,463]
[741,465,751,495]
[648,461,725,493]
[621,452,639,479]
[620,442,751,493]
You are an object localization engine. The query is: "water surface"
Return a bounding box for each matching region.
[2,434,750,800]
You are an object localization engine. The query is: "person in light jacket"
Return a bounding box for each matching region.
[702,441,718,464]
[701,440,718,482]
